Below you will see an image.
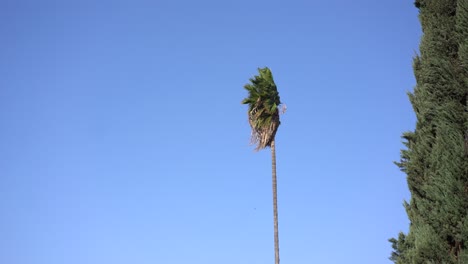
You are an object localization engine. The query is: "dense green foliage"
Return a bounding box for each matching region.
[242,67,282,151]
[390,0,468,263]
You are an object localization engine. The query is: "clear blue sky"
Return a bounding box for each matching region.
[1,1,420,263]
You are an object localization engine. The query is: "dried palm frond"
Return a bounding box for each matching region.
[242,67,282,151]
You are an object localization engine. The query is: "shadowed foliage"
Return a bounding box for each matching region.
[390,1,468,263]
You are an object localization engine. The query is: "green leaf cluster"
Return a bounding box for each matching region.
[242,67,282,151]
[390,1,468,263]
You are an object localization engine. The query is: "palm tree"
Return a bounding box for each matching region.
[242,67,283,264]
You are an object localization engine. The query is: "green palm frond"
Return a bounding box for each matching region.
[242,67,282,151]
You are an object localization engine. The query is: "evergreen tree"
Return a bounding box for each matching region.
[390,0,468,263]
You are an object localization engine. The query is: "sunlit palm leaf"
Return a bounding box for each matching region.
[242,67,281,151]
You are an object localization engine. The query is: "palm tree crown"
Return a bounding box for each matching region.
[242,67,282,151]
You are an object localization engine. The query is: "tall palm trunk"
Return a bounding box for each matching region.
[271,139,280,264]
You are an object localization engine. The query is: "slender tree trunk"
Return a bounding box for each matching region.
[271,139,280,264]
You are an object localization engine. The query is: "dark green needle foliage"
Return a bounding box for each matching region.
[390,0,468,263]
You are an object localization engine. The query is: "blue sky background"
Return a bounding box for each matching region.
[1,1,420,263]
